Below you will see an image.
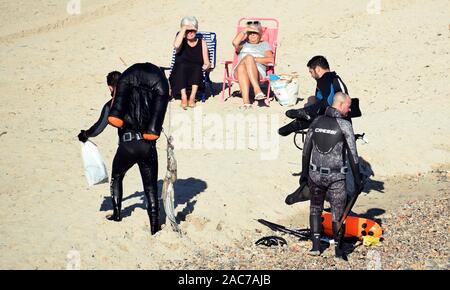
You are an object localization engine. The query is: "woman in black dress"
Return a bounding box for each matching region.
[170,16,210,109]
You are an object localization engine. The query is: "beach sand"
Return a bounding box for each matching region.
[0,0,449,269]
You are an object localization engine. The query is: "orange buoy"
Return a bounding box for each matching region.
[321,212,382,240]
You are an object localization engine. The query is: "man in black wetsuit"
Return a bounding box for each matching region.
[301,92,363,260]
[79,63,170,235]
[278,56,350,136]
[284,56,361,205]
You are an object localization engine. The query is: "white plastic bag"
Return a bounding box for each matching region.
[270,74,298,106]
[81,140,109,186]
[285,78,299,101]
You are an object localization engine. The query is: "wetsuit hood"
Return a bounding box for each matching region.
[325,106,343,119]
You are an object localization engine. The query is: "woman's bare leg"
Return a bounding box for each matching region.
[180,88,188,109]
[189,85,198,107]
[243,55,263,95]
[236,63,251,104]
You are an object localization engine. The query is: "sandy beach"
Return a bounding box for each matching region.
[0,0,449,269]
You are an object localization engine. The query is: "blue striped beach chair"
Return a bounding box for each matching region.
[169,31,217,102]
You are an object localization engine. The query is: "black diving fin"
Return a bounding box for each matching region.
[285,181,310,205]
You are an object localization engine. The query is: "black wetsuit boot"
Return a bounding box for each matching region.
[332,221,347,261]
[308,214,322,256]
[109,174,124,222]
[278,119,310,136]
[286,108,312,120]
[145,189,160,235]
[148,203,160,235]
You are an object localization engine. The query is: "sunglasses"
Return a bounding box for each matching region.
[246,20,260,25]
[186,29,197,34]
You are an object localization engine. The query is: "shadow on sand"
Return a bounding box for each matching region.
[99,177,207,225]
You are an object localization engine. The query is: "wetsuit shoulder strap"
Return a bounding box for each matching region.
[336,118,361,185]
[301,116,322,177]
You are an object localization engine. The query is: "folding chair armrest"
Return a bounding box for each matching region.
[221,60,233,65]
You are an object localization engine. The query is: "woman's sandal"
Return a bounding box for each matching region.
[238,104,253,111]
[254,92,266,100]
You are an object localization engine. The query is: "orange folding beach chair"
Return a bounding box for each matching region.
[220,17,279,105]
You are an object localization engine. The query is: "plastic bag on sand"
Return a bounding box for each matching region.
[269,74,299,106]
[81,140,109,186]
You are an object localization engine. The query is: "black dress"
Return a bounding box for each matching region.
[169,38,204,96]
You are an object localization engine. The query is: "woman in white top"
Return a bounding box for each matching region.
[232,21,274,108]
